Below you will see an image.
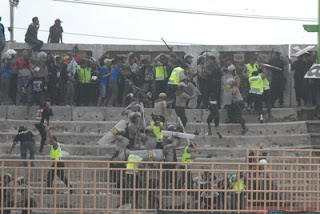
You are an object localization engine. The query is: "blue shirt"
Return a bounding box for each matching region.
[99,66,110,86]
[109,65,123,83]
[0,23,5,38]
[1,58,12,78]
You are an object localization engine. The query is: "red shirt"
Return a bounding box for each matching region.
[14,58,30,70]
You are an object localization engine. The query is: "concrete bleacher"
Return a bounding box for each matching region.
[0,105,319,214]
[0,105,319,164]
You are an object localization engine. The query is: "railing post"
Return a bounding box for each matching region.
[27,160,32,214]
[106,162,110,214]
[54,161,57,214]
[159,163,163,210]
[1,161,4,214]
[80,161,84,214]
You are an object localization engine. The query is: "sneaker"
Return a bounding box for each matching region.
[216,132,223,139]
[242,127,249,135]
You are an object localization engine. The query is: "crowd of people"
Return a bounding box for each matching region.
[1,16,320,121]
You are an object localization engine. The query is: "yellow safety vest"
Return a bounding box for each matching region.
[261,75,270,90]
[168,67,184,85]
[50,142,62,160]
[126,154,143,174]
[77,66,91,84]
[231,179,246,192]
[151,121,163,142]
[181,146,193,163]
[245,63,259,78]
[249,75,264,95]
[155,66,167,81]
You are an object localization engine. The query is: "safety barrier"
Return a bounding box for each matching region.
[0,158,319,214]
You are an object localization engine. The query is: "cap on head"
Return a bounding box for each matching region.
[55,19,62,24]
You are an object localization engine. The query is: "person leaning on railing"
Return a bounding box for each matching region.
[45,126,73,194]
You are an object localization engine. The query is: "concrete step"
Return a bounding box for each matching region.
[0,119,311,136]
[0,144,116,157]
[0,105,316,123]
[0,130,314,147]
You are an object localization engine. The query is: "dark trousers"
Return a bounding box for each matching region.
[206,105,220,127]
[263,89,272,115]
[48,81,59,105]
[315,82,320,119]
[305,79,317,105]
[122,173,138,206]
[167,85,177,102]
[35,123,46,153]
[20,141,35,167]
[155,80,167,99]
[77,83,93,106]
[228,102,246,130]
[175,106,187,127]
[294,79,305,106]
[197,77,206,107]
[271,81,284,106]
[252,94,263,115]
[47,162,71,188]
[25,38,43,52]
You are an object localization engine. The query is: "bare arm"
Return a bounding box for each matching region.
[162,102,169,120]
[46,126,58,150]
[7,141,18,154]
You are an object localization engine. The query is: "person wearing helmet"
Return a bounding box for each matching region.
[150,115,165,149]
[153,92,169,123]
[16,176,36,214]
[127,112,145,149]
[183,54,195,81]
[175,82,200,127]
[23,59,47,119]
[2,173,14,214]
[1,49,17,105]
[248,70,264,123]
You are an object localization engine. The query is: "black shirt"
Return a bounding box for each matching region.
[14,131,34,143]
[25,75,46,93]
[39,108,53,126]
[293,60,306,81]
[25,24,38,40]
[49,25,63,43]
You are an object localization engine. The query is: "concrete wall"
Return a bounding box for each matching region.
[3,42,311,107]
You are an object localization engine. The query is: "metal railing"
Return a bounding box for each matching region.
[0,158,320,214]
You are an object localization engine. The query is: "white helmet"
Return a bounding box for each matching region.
[5,49,17,59]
